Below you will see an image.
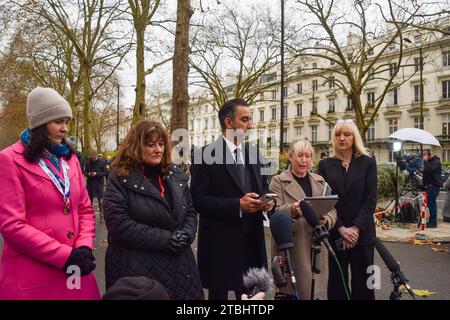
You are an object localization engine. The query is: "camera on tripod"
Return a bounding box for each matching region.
[397,153,422,175]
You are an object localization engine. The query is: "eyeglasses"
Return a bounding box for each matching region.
[336,119,355,124]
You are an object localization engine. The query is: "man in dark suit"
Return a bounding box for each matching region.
[190,99,274,300]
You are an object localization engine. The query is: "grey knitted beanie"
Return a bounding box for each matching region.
[26,87,72,130]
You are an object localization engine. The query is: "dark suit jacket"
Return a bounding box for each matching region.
[190,136,268,290]
[318,155,377,246]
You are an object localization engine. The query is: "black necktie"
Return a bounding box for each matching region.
[234,148,246,188]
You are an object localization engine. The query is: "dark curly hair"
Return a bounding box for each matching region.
[23,125,74,163]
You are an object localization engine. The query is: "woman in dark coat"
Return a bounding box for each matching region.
[103,120,204,300]
[318,119,377,300]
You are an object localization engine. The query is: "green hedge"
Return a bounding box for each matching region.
[377,164,404,199]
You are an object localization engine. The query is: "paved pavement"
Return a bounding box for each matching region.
[376,191,450,242]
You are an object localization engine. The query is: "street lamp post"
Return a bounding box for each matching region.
[116,83,120,150]
[279,0,285,154]
[404,37,424,130]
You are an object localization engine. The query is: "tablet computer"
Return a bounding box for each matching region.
[302,195,338,217]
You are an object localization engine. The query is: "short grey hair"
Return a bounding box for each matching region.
[288,139,314,158]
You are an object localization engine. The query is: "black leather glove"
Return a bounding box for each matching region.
[167,230,190,253]
[63,246,96,276]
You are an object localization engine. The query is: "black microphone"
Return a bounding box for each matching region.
[269,211,300,299]
[374,238,415,299]
[243,267,273,298]
[300,201,336,257]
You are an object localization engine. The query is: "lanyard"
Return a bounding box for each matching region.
[158,176,165,198]
[38,159,71,207]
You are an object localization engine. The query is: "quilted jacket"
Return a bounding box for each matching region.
[103,164,204,300]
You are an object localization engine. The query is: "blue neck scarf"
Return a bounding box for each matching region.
[21,128,71,171]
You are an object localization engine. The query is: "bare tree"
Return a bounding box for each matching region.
[289,0,423,140]
[189,2,288,110]
[128,0,174,123]
[170,0,193,132]
[10,0,132,151]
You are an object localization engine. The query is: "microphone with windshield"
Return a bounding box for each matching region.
[299,201,336,257]
[242,267,273,298]
[269,211,300,299]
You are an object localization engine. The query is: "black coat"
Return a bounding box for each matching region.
[103,165,204,300]
[190,137,268,291]
[84,159,107,198]
[318,155,377,246]
[423,155,442,187]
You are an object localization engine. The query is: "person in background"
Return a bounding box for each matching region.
[103,120,203,300]
[269,139,336,300]
[84,150,107,223]
[66,136,84,171]
[0,87,100,299]
[422,148,442,228]
[318,119,377,300]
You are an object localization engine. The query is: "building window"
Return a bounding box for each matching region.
[368,48,374,56]
[389,151,396,162]
[282,128,288,143]
[260,92,264,101]
[211,117,215,128]
[443,149,450,162]
[271,107,277,120]
[414,84,424,102]
[366,122,375,142]
[389,88,398,105]
[389,118,398,135]
[347,53,353,60]
[443,51,450,67]
[297,83,303,94]
[282,105,288,119]
[296,126,303,137]
[328,98,335,112]
[389,63,397,76]
[283,86,288,98]
[443,80,450,99]
[312,62,317,69]
[211,135,215,143]
[329,76,336,89]
[272,91,277,100]
[442,114,450,135]
[414,35,422,45]
[204,118,208,130]
[270,129,276,146]
[414,117,420,129]
[347,97,355,110]
[311,126,318,143]
[388,43,396,51]
[369,68,375,80]
[312,100,318,114]
[328,124,333,141]
[259,109,265,122]
[259,129,265,146]
[312,80,318,92]
[414,57,423,72]
[330,60,336,66]
[296,103,302,117]
[367,92,375,107]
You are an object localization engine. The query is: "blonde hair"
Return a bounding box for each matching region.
[332,122,369,160]
[288,139,314,158]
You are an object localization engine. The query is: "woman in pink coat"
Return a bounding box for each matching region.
[0,87,100,300]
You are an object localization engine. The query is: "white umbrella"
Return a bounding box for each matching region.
[389,128,441,147]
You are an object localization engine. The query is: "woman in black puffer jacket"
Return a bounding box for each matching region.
[103,120,203,300]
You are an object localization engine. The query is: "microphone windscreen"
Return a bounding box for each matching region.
[243,267,273,294]
[270,211,293,250]
[374,238,400,273]
[300,200,320,228]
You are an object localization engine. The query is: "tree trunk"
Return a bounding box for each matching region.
[133,24,146,124]
[170,0,193,133]
[82,64,91,152]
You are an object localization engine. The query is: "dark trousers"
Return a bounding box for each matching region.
[208,289,245,300]
[328,243,375,300]
[425,185,439,225]
[88,192,103,214]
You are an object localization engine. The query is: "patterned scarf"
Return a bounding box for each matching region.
[21,128,70,171]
